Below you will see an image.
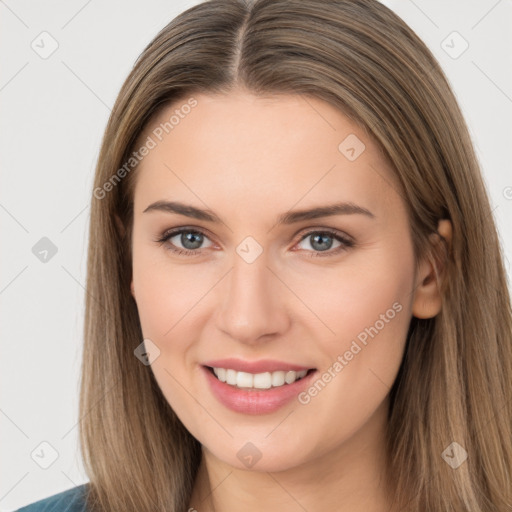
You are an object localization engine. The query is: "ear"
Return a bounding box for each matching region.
[411,219,452,319]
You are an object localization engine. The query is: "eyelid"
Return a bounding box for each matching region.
[156,225,215,242]
[295,225,353,242]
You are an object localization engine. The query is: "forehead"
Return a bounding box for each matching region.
[133,91,402,219]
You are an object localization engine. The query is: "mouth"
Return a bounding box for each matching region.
[201,358,318,413]
[204,365,316,391]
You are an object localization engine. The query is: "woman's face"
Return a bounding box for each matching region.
[130,90,422,472]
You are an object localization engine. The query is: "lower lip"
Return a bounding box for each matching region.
[201,366,317,415]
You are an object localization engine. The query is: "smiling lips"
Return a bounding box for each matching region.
[202,358,317,414]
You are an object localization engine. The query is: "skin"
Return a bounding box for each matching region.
[126,90,452,512]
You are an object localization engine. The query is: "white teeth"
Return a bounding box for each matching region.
[271,371,285,387]
[226,369,237,385]
[236,371,253,388]
[212,367,309,389]
[253,372,272,389]
[285,370,297,384]
[215,367,227,382]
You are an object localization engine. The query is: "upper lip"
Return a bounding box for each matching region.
[203,358,315,373]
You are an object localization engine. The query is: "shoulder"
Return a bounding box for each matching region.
[15,483,90,512]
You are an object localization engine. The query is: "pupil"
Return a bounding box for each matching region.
[311,234,332,251]
[182,231,203,249]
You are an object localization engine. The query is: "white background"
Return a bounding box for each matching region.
[1,0,511,509]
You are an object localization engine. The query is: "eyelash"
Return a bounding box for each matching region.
[154,227,355,258]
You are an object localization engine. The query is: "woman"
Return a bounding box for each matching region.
[17,0,512,510]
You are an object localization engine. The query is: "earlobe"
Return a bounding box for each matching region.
[411,219,452,319]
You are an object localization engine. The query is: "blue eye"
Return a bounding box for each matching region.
[156,228,213,256]
[155,227,354,257]
[296,230,354,257]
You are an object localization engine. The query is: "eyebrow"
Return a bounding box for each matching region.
[143,200,375,224]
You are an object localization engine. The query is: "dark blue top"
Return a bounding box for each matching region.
[16,484,89,512]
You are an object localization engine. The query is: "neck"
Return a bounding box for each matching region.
[188,398,396,512]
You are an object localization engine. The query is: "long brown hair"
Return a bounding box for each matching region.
[80,0,512,510]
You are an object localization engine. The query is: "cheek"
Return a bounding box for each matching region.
[131,247,212,436]
[295,242,414,402]
[291,269,412,451]
[288,246,414,347]
[132,241,211,341]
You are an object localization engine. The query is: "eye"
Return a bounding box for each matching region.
[155,227,354,258]
[294,229,354,257]
[155,228,214,256]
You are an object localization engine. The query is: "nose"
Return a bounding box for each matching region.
[215,249,291,346]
